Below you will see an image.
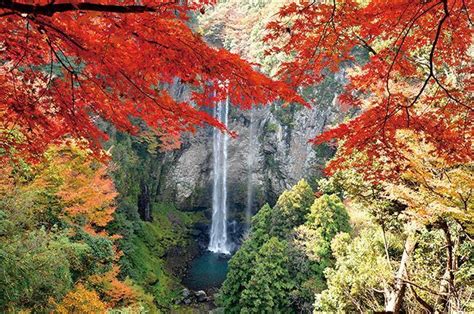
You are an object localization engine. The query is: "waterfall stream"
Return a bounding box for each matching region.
[245,108,256,230]
[208,96,231,254]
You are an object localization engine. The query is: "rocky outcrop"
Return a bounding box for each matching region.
[180,289,210,305]
[138,182,153,221]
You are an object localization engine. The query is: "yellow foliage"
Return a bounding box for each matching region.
[32,142,118,232]
[57,164,117,228]
[54,284,107,314]
[386,130,473,234]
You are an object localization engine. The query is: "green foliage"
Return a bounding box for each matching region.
[250,203,273,244]
[120,203,201,309]
[318,169,404,231]
[313,142,336,160]
[264,121,279,133]
[270,103,297,128]
[70,229,115,276]
[218,241,257,312]
[0,228,74,312]
[294,194,352,295]
[219,238,295,313]
[316,228,394,312]
[240,238,294,312]
[315,164,473,313]
[0,147,119,312]
[263,154,280,175]
[1,135,201,311]
[271,179,315,237]
[304,194,351,266]
[407,223,474,312]
[105,131,205,310]
[219,181,350,312]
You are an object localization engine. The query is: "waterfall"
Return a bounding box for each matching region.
[245,108,256,230]
[208,96,231,254]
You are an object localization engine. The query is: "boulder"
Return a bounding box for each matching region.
[182,288,191,299]
[195,290,208,302]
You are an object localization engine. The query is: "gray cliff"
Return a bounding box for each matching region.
[154,74,346,224]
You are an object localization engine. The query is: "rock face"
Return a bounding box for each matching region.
[154,75,348,228]
[138,182,153,221]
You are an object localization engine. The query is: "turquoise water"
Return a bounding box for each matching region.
[183,251,230,290]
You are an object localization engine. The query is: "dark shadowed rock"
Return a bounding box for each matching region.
[195,290,209,302]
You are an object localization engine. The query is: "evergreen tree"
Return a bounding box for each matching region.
[292,194,352,304]
[220,181,349,312]
[218,241,256,312]
[270,179,315,238]
[249,203,273,245]
[219,181,315,312]
[240,237,295,313]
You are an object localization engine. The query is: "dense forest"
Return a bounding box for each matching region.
[1,0,473,313]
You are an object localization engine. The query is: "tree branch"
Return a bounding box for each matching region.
[0,0,177,16]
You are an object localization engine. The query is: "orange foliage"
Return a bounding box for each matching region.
[54,284,107,314]
[87,266,136,307]
[30,143,118,232]
[0,166,14,197]
[58,163,117,229]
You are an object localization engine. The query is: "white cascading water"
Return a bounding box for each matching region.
[208,96,231,254]
[245,107,256,230]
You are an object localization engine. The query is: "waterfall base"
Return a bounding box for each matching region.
[182,251,230,291]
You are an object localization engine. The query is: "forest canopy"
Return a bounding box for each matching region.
[0,0,303,158]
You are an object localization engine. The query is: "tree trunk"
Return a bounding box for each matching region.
[434,220,454,313]
[385,234,417,313]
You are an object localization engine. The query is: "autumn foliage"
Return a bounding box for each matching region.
[1,1,473,312]
[31,143,117,230]
[87,266,135,307]
[267,0,473,178]
[53,283,107,314]
[0,0,303,159]
[0,142,137,311]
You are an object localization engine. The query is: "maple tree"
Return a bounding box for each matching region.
[53,283,107,313]
[87,265,136,307]
[0,0,302,159]
[31,142,118,231]
[267,0,473,178]
[384,130,473,311]
[386,130,473,235]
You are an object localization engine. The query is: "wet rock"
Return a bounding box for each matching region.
[195,290,209,302]
[193,222,208,233]
[189,228,202,237]
[182,288,191,299]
